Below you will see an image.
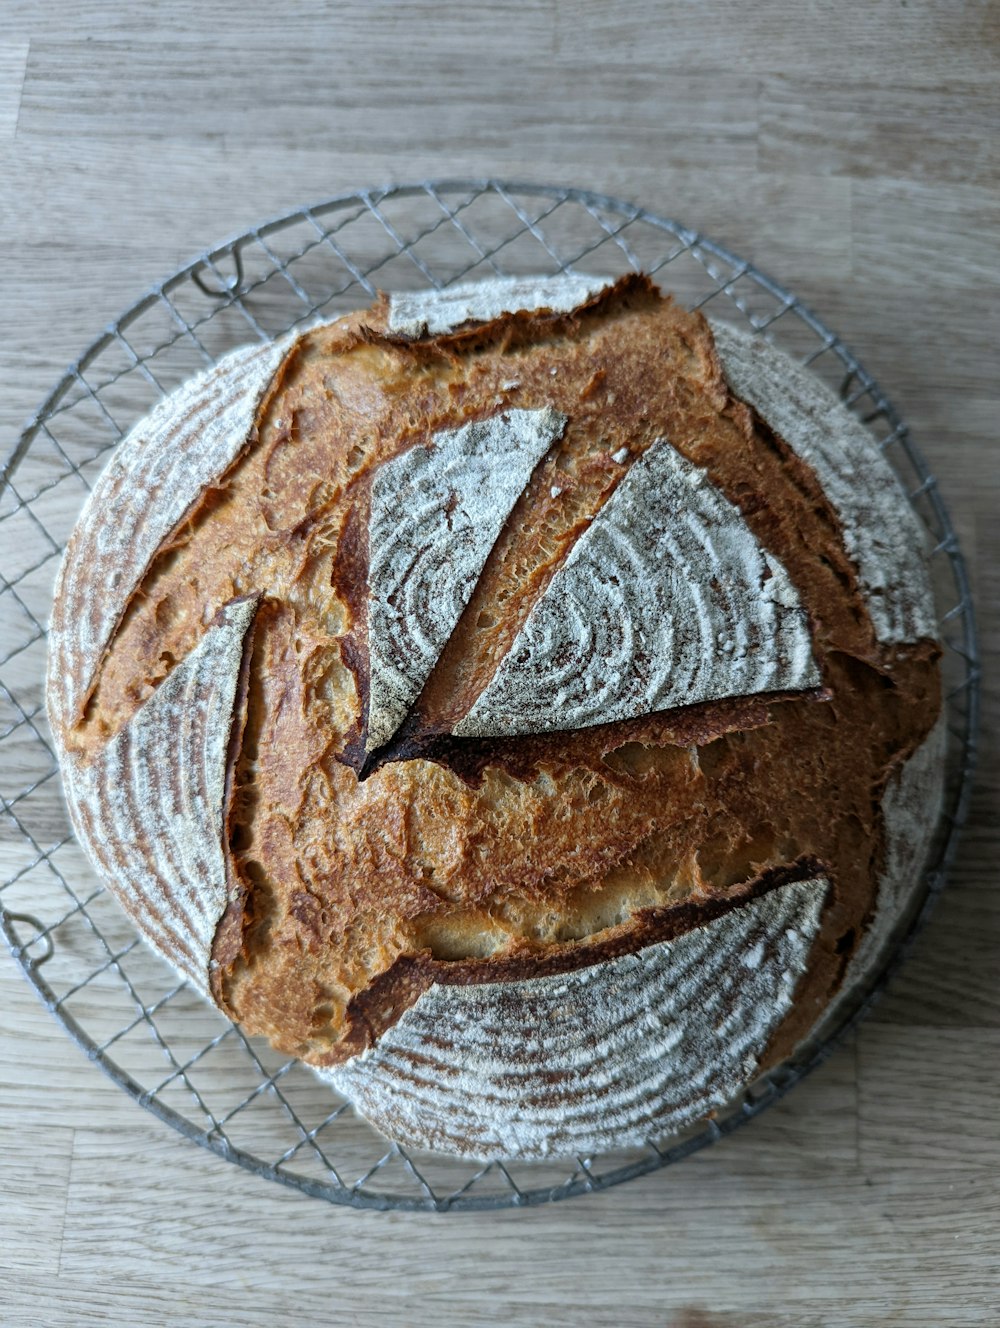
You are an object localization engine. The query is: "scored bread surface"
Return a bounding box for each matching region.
[385,273,610,339]
[454,435,819,737]
[48,273,943,1157]
[825,712,946,1025]
[47,337,290,737]
[64,596,258,993]
[366,406,567,752]
[324,876,829,1159]
[710,323,935,645]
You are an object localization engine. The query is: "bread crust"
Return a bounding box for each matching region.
[48,274,943,1156]
[48,337,291,740]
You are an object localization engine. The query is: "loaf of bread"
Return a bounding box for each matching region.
[47,274,943,1159]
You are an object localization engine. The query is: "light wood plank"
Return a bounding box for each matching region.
[2,0,559,47]
[0,1125,74,1279]
[15,40,754,168]
[859,1026,1000,1173]
[17,42,757,170]
[852,178,1000,291]
[0,42,29,139]
[760,75,1000,186]
[48,1113,998,1325]
[873,885,1000,1028]
[555,0,1000,80]
[0,142,852,278]
[0,966,142,1131]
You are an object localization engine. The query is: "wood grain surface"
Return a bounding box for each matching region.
[1,3,997,1325]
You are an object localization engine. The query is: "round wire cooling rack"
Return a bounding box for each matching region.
[0,181,980,1212]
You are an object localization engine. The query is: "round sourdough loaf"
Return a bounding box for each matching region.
[47,274,944,1159]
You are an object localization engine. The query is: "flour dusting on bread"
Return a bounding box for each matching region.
[65,596,258,993]
[455,437,820,737]
[47,273,943,1159]
[386,273,611,339]
[324,877,828,1159]
[367,407,566,751]
[48,338,288,735]
[711,322,935,645]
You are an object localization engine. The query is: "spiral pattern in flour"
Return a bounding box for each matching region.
[455,438,820,737]
[67,598,257,992]
[48,339,288,732]
[710,322,936,646]
[324,876,828,1159]
[365,407,566,751]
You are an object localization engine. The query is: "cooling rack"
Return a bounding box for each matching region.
[0,181,980,1212]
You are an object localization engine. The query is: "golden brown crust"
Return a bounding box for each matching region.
[334,858,826,1061]
[57,276,941,1068]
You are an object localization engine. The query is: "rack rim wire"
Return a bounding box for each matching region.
[0,180,981,1212]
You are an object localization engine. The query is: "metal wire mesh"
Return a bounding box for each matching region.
[0,180,980,1211]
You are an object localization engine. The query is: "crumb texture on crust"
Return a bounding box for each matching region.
[64,597,259,993]
[385,273,611,339]
[322,876,829,1160]
[454,436,820,737]
[47,337,289,737]
[366,406,566,752]
[710,322,936,646]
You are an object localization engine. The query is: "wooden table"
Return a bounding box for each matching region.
[2,4,997,1324]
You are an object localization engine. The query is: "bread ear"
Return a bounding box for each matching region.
[383,273,612,339]
[366,407,567,753]
[815,713,946,1040]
